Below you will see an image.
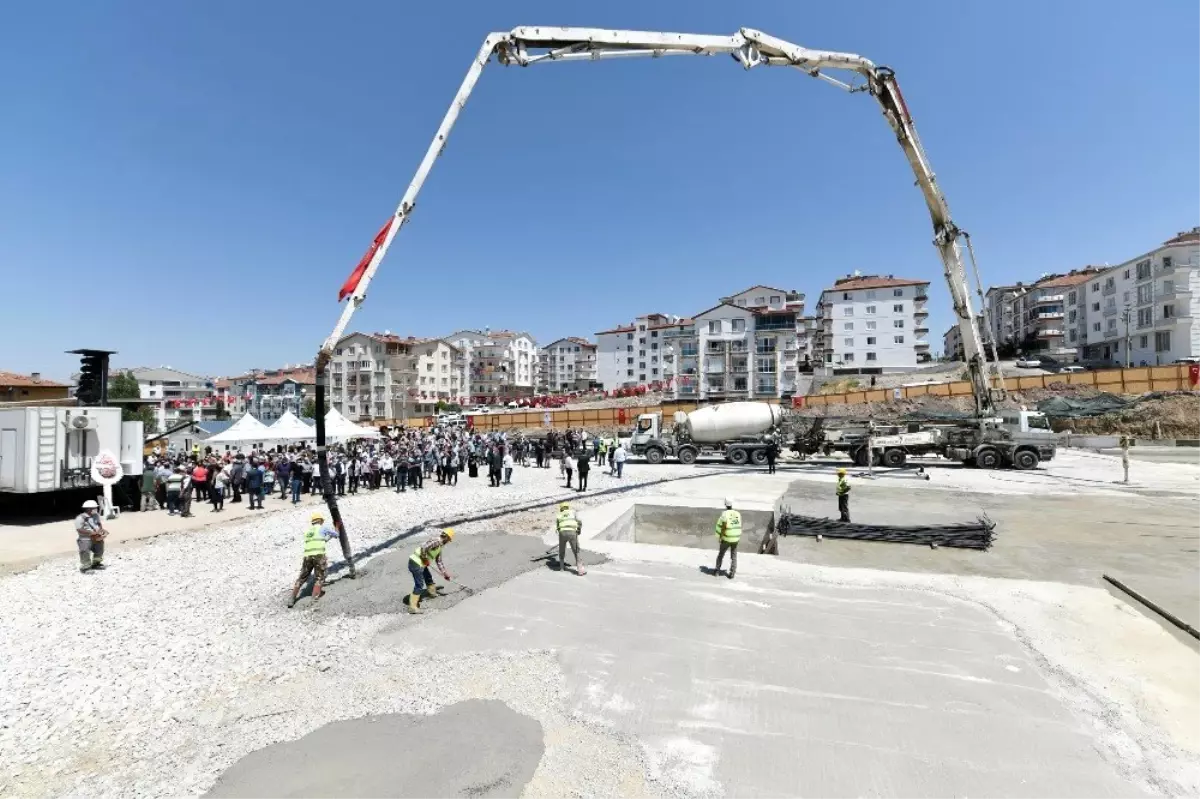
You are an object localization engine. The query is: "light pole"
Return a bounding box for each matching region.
[1120,305,1132,368]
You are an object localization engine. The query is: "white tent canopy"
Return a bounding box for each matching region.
[204,414,273,445]
[324,408,380,439]
[267,410,316,441]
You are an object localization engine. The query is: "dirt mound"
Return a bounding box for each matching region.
[1053,393,1200,439]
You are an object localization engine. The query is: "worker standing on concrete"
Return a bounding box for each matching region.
[836,468,851,522]
[75,500,108,573]
[406,528,455,613]
[714,498,741,579]
[555,501,586,576]
[287,510,340,608]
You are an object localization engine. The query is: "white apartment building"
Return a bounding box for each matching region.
[595,313,683,390]
[943,324,963,360]
[537,338,598,393]
[814,275,931,373]
[1075,227,1200,366]
[1011,269,1100,362]
[448,329,537,404]
[124,367,219,431]
[982,284,1021,353]
[328,332,463,422]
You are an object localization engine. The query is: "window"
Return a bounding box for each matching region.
[639,362,646,370]
[843,353,855,362]
[1068,310,1077,323]
[894,335,905,344]
[865,290,877,300]
[1155,331,1171,352]
[866,337,876,345]
[626,369,634,377]
[770,295,780,305]
[1139,335,1148,348]
[1067,291,1076,305]
[1137,308,1152,327]
[626,345,633,352]
[893,303,904,313]
[638,325,646,332]
[639,350,646,357]
[843,322,854,331]
[893,288,904,297]
[894,320,905,328]
[1107,319,1117,332]
[651,342,659,350]
[755,296,765,305]
[825,353,833,363]
[1092,302,1100,312]
[736,298,747,307]
[842,292,852,300]
[1092,283,1099,292]
[1104,277,1115,290]
[639,337,646,345]
[626,332,633,340]
[626,357,634,364]
[1105,297,1115,309]
[843,307,854,316]
[708,320,721,334]
[844,337,854,347]
[652,368,659,376]
[1092,322,1101,332]
[1163,304,1175,319]
[866,305,877,315]
[1162,256,1173,269]
[731,319,745,332]
[865,321,877,331]
[866,352,877,361]
[1069,330,1077,342]
[1163,280,1174,295]
[1136,259,1151,280]
[1136,284,1152,304]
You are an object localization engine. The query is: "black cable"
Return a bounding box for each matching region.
[776,510,995,550]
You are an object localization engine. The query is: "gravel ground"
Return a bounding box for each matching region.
[0,462,712,798]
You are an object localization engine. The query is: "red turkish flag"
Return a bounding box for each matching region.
[338,217,395,302]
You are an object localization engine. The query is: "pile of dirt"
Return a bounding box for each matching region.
[1053,393,1200,439]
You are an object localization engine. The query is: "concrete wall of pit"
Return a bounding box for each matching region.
[595,503,774,552]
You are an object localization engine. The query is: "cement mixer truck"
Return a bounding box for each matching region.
[629,403,785,466]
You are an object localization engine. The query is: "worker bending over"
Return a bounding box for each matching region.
[407,528,455,613]
[75,499,108,573]
[714,498,741,579]
[288,510,339,607]
[836,468,851,522]
[555,501,586,576]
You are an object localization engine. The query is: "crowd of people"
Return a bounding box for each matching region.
[136,425,631,515]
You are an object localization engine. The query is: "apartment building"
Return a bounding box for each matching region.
[982,284,1022,353]
[1010,269,1100,362]
[1075,227,1200,366]
[814,275,931,373]
[121,367,220,430]
[327,332,463,421]
[537,338,598,393]
[943,324,963,361]
[448,329,537,404]
[595,313,686,390]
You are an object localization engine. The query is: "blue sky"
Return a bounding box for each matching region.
[2,0,1196,380]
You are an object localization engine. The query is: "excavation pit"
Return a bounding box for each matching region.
[592,500,776,552]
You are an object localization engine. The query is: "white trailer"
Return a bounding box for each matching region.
[0,407,141,495]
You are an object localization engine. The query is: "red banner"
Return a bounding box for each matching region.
[1189,364,1199,387]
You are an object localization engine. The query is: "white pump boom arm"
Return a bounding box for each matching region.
[320,26,1003,417]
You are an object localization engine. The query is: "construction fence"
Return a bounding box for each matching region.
[380,364,1199,431]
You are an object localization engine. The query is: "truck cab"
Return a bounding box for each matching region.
[629,413,662,454]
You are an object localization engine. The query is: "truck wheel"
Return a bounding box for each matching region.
[751,449,768,466]
[645,448,664,465]
[882,448,906,468]
[852,447,868,467]
[677,447,698,465]
[727,448,749,466]
[975,447,1001,469]
[1012,449,1039,471]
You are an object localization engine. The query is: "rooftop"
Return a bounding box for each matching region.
[1034,268,1104,290]
[825,274,929,292]
[1163,226,1200,247]
[0,370,67,388]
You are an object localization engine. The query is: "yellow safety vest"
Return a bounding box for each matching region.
[836,477,850,496]
[715,509,742,543]
[557,509,580,534]
[302,524,327,558]
[411,543,442,567]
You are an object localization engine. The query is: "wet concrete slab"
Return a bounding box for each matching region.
[204,699,543,798]
[379,560,1152,798]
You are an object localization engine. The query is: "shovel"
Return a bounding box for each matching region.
[447,578,477,596]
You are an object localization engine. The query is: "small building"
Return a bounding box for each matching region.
[0,371,70,404]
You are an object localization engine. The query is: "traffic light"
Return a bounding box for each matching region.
[69,349,114,406]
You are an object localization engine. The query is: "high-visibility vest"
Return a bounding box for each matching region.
[411,544,442,567]
[715,509,742,543]
[836,477,850,497]
[557,509,580,534]
[302,524,327,558]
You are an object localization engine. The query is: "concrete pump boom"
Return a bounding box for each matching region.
[311,27,1006,575]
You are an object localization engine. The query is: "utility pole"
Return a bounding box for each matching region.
[1120,306,1132,368]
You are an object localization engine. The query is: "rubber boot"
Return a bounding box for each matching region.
[422,587,439,601]
[405,594,421,614]
[287,595,297,609]
[90,562,106,571]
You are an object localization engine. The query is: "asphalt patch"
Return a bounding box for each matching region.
[312,530,567,618]
[205,699,543,798]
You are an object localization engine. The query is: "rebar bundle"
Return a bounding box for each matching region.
[776,511,995,550]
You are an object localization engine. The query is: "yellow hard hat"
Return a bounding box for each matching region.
[559,501,570,510]
[836,468,847,476]
[310,510,325,522]
[443,528,455,540]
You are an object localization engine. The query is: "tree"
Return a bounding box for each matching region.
[214,400,231,420]
[108,371,158,433]
[302,397,330,419]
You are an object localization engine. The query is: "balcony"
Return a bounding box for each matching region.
[679,347,699,358]
[704,363,726,375]
[1101,284,1116,296]
[914,340,931,349]
[706,343,726,355]
[1034,311,1063,319]
[1035,294,1065,305]
[729,340,748,353]
[1035,329,1064,338]
[662,325,696,339]
[755,381,777,395]
[1104,328,1120,339]
[914,293,929,301]
[754,318,796,332]
[1102,306,1119,317]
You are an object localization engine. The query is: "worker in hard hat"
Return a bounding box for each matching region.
[555,501,586,576]
[713,498,742,579]
[406,528,455,613]
[287,510,340,608]
[836,468,851,522]
[75,499,108,573]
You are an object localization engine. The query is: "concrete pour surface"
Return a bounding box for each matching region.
[205,699,543,798]
[380,555,1197,797]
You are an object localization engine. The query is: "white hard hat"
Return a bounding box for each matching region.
[82,500,99,510]
[724,497,733,508]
